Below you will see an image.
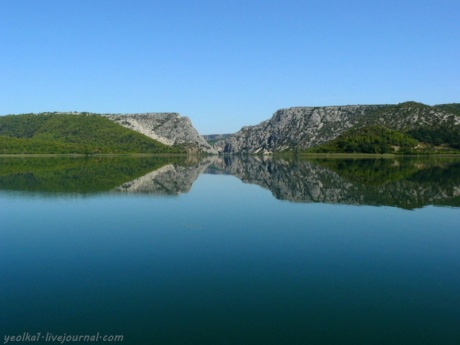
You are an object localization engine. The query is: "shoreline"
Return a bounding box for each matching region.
[0,153,197,158]
[1,152,459,159]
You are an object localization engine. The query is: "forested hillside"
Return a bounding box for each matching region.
[0,113,185,154]
[307,125,419,154]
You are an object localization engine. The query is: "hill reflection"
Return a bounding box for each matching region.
[0,156,208,196]
[1,155,459,208]
[207,156,460,209]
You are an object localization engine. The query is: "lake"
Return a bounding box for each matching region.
[1,155,459,344]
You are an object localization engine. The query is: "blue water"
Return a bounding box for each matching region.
[1,158,460,344]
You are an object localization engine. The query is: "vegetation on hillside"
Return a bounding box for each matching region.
[435,103,460,117]
[307,125,419,154]
[407,125,460,149]
[301,102,460,155]
[0,113,185,154]
[396,101,431,110]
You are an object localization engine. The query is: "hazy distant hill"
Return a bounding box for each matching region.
[0,113,185,154]
[214,102,460,154]
[202,134,232,145]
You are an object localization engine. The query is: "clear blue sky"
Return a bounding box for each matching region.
[1,0,459,134]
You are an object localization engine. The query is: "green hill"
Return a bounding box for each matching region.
[407,124,460,149]
[307,125,419,154]
[0,113,185,154]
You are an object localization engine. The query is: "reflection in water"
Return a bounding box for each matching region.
[115,156,215,195]
[207,156,460,209]
[1,155,460,208]
[0,156,206,196]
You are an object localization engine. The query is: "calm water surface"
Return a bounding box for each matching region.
[1,156,459,344]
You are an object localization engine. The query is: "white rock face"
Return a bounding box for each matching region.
[114,156,217,194]
[105,113,217,154]
[215,104,460,154]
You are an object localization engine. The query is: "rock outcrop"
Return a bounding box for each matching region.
[105,113,217,154]
[215,103,460,154]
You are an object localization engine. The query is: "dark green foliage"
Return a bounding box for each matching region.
[407,125,460,149]
[309,125,418,154]
[0,113,185,154]
[434,103,460,117]
[396,101,431,110]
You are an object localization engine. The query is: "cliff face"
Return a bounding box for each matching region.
[214,103,460,154]
[105,113,217,154]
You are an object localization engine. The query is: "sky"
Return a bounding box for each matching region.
[1,0,459,134]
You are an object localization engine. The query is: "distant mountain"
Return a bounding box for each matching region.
[0,113,184,154]
[202,134,232,145]
[214,102,460,154]
[105,113,217,154]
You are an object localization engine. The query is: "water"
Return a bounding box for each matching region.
[1,156,459,344]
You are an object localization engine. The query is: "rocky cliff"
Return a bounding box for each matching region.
[105,113,217,154]
[215,103,460,154]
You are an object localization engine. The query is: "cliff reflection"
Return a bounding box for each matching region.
[0,156,210,196]
[207,156,460,209]
[1,155,459,208]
